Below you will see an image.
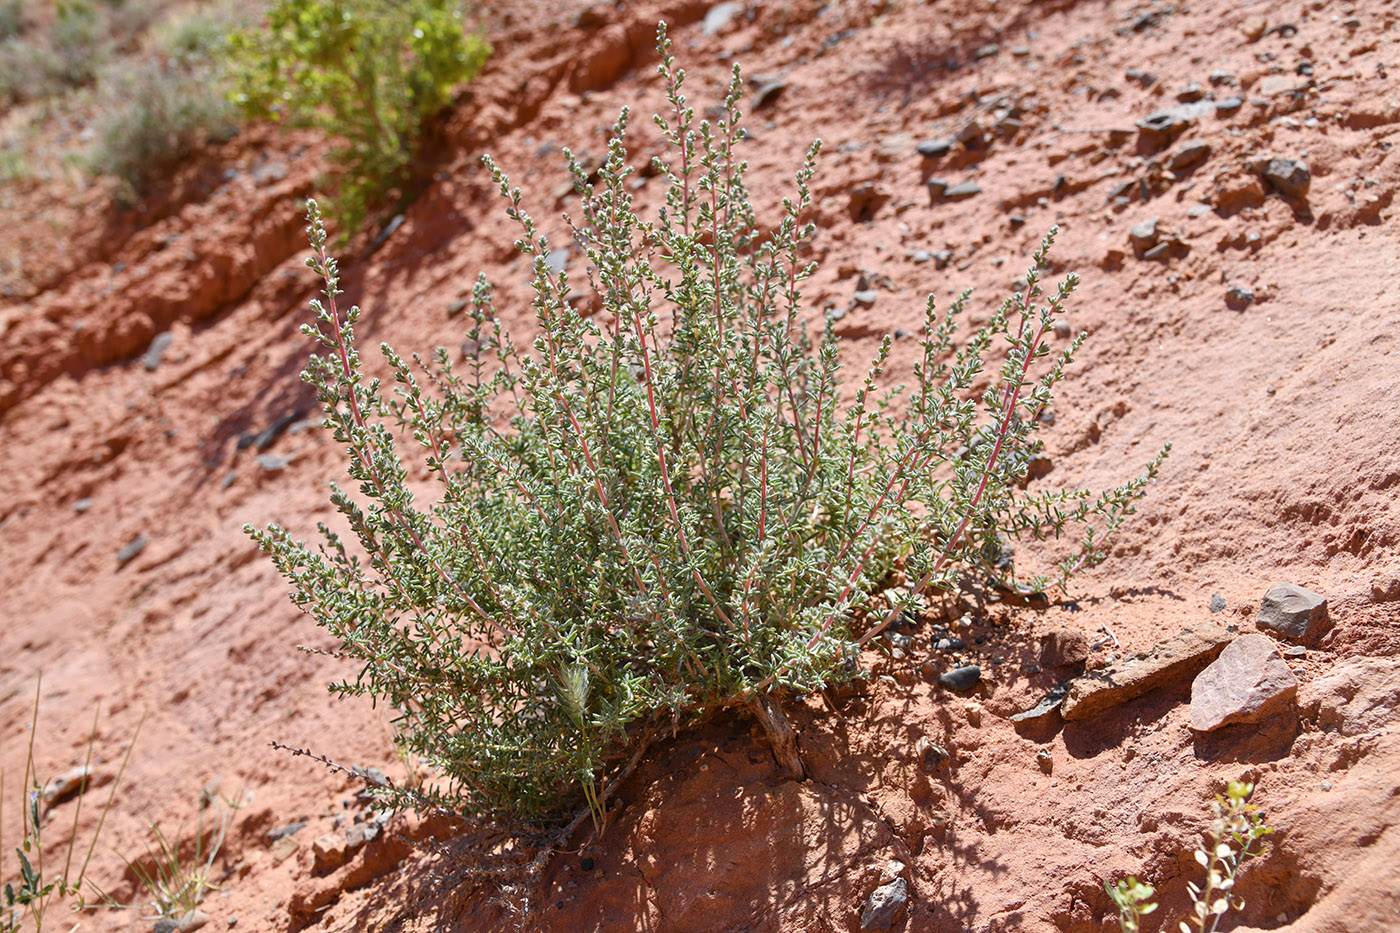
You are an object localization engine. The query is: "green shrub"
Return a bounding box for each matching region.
[50,0,103,88]
[83,58,237,199]
[227,0,490,234]
[249,25,1167,828]
[0,0,23,41]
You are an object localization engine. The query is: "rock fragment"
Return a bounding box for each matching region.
[1040,628,1088,670]
[1135,101,1214,146]
[143,332,174,372]
[41,766,91,808]
[1061,626,1231,721]
[702,1,743,35]
[1256,583,1328,641]
[1252,157,1311,198]
[916,139,952,158]
[860,877,909,931]
[942,181,981,200]
[116,534,148,566]
[1167,141,1212,171]
[312,833,348,873]
[1190,634,1298,731]
[1225,285,1255,309]
[1011,682,1071,726]
[1129,218,1160,255]
[938,665,981,691]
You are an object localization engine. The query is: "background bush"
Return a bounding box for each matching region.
[251,26,1166,830]
[227,0,490,234]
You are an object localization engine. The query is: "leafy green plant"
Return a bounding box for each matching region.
[92,793,243,920]
[1108,876,1157,933]
[1108,780,1273,933]
[2,678,140,933]
[227,0,490,234]
[1181,780,1272,933]
[249,24,1167,834]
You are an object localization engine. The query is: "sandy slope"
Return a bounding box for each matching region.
[2,0,1398,930]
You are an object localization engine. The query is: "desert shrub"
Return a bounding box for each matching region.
[50,0,103,88]
[80,2,256,198]
[227,0,490,234]
[0,0,22,41]
[83,57,237,199]
[249,25,1167,829]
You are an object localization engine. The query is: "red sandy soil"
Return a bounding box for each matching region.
[2,0,1399,930]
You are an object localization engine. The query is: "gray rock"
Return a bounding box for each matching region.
[1125,68,1157,88]
[1257,582,1328,640]
[938,665,981,691]
[974,43,999,60]
[1176,82,1205,102]
[852,290,878,308]
[256,454,290,471]
[1209,594,1227,613]
[1253,157,1311,198]
[1283,645,1307,658]
[1216,96,1244,113]
[1225,285,1255,309]
[943,181,981,200]
[116,534,148,566]
[935,636,966,652]
[73,498,92,513]
[1167,141,1212,171]
[702,1,743,35]
[860,876,909,930]
[265,820,308,843]
[931,250,953,269]
[446,299,469,316]
[1135,100,1215,143]
[955,119,986,146]
[1129,218,1160,252]
[751,78,787,111]
[910,250,933,264]
[143,332,174,372]
[543,246,570,278]
[916,139,952,158]
[1142,242,1170,260]
[926,177,949,200]
[1209,70,1237,86]
[1190,634,1298,731]
[1011,682,1070,726]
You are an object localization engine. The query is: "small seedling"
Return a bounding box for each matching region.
[1108,780,1273,933]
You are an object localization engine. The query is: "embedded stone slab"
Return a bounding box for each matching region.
[1061,625,1231,721]
[1191,634,1298,731]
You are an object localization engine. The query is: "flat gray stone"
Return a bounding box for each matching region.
[860,876,909,930]
[1190,634,1298,731]
[943,181,982,200]
[1257,582,1328,641]
[1011,682,1070,726]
